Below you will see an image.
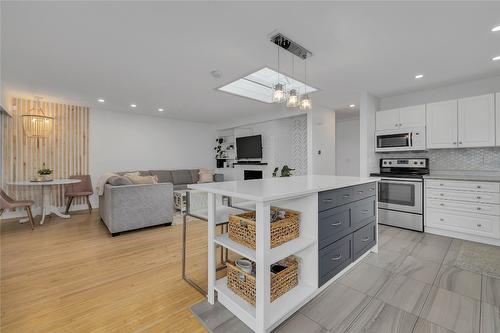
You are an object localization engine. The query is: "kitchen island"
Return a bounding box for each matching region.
[189,175,380,333]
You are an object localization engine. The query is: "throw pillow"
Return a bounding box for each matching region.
[107,176,133,186]
[198,169,215,183]
[125,174,158,185]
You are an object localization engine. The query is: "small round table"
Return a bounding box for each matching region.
[8,179,81,225]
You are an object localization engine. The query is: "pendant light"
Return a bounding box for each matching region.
[272,36,286,103]
[300,57,312,111]
[287,55,299,108]
[22,97,54,145]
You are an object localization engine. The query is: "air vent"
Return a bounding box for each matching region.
[270,33,312,59]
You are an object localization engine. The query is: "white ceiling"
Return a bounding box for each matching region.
[2,1,500,124]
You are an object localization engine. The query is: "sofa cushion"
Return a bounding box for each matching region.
[107,175,133,186]
[150,170,173,183]
[190,169,200,183]
[116,170,151,177]
[125,173,157,185]
[171,170,193,185]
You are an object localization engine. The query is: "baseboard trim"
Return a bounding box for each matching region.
[425,226,500,247]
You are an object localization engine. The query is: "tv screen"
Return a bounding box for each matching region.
[236,135,262,159]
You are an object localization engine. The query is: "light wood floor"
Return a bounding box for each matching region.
[1,210,210,333]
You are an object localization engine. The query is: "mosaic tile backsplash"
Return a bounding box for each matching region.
[377,147,500,172]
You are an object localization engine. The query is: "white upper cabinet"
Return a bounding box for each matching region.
[376,108,400,131]
[376,105,425,131]
[398,105,426,128]
[497,93,500,146]
[426,100,458,149]
[457,94,495,148]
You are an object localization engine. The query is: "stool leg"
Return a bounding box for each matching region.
[25,206,35,230]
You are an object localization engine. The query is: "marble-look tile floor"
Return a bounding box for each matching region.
[191,225,500,333]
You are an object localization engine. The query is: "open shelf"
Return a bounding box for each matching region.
[214,234,256,261]
[215,277,316,331]
[269,236,316,264]
[215,277,256,330]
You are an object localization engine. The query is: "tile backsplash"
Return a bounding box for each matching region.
[376,147,500,172]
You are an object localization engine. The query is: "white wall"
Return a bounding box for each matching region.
[379,75,500,110]
[335,116,360,177]
[359,92,379,177]
[90,108,216,204]
[307,107,335,175]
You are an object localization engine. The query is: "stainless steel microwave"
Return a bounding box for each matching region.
[375,127,426,152]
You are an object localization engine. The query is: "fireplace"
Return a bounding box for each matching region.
[244,170,263,180]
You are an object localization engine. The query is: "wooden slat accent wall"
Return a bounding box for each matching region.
[2,97,89,208]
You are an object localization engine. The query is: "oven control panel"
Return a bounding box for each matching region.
[380,158,427,168]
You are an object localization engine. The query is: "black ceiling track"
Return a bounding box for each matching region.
[270,33,312,60]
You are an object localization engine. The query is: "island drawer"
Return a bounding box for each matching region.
[351,197,376,229]
[353,221,376,260]
[352,182,377,201]
[319,234,353,286]
[318,187,354,212]
[318,205,351,249]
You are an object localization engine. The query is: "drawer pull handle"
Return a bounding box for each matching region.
[369,188,374,191]
[440,193,444,196]
[331,221,342,226]
[361,237,370,242]
[331,254,342,261]
[477,185,481,189]
[477,196,482,199]
[362,209,369,214]
[440,183,444,186]
[440,203,444,206]
[477,224,482,227]
[440,218,444,222]
[358,191,364,194]
[477,207,482,210]
[323,198,333,203]
[343,194,350,199]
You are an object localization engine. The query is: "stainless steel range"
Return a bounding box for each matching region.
[370,158,429,232]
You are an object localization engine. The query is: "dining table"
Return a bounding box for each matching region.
[8,178,81,225]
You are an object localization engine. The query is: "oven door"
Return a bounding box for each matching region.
[378,178,423,214]
[375,131,411,152]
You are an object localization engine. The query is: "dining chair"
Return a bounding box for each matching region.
[0,189,35,229]
[65,175,93,214]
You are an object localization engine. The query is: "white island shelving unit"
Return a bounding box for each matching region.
[189,175,379,333]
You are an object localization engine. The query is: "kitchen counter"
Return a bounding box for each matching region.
[424,173,500,182]
[188,176,380,333]
[189,175,379,201]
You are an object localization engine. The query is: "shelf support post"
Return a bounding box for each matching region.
[207,192,216,304]
[255,200,271,333]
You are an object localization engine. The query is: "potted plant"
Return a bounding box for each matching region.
[37,163,53,181]
[280,165,295,177]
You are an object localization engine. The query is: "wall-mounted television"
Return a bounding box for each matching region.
[236,135,262,159]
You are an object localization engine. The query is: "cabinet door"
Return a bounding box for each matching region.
[399,105,426,128]
[426,100,458,149]
[376,109,400,131]
[496,93,500,146]
[458,94,495,148]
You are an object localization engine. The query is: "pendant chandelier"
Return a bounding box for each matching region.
[272,34,313,110]
[22,96,53,140]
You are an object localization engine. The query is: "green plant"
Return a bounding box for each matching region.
[38,163,53,175]
[280,165,295,177]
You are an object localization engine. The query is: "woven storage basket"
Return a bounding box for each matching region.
[228,207,300,249]
[226,256,299,306]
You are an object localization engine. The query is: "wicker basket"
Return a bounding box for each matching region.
[228,208,300,249]
[226,256,299,306]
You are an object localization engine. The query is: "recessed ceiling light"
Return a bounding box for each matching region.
[493,55,500,61]
[491,25,500,32]
[158,108,164,112]
[97,98,105,103]
[349,104,356,108]
[130,104,137,108]
[415,74,424,79]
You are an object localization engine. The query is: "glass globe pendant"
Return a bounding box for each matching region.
[287,89,299,108]
[299,94,312,110]
[273,83,286,103]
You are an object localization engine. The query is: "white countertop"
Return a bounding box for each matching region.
[189,175,379,202]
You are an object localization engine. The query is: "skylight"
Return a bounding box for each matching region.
[218,67,317,103]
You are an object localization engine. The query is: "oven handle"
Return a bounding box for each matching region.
[410,132,413,147]
[379,178,423,184]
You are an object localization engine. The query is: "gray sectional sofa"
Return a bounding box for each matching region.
[99,169,223,236]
